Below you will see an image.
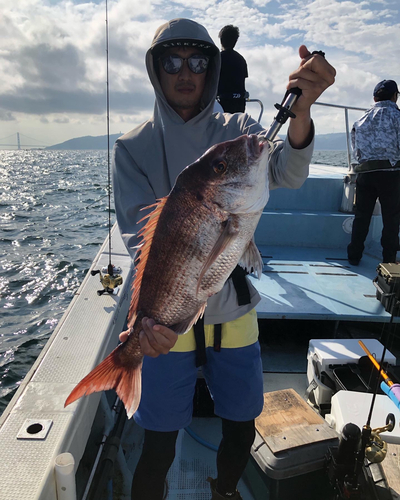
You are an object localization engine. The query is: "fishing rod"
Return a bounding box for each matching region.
[264,51,325,144]
[106,0,112,273]
[359,339,400,410]
[349,320,396,496]
[90,0,123,296]
[326,322,397,498]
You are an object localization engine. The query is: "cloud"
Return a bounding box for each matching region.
[0,110,15,121]
[0,85,154,116]
[277,0,400,67]
[0,0,399,145]
[53,117,70,124]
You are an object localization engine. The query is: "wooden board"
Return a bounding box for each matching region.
[382,443,400,498]
[255,389,338,454]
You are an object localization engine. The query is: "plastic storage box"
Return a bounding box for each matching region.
[306,339,397,411]
[326,391,400,445]
[374,263,400,316]
[252,389,338,480]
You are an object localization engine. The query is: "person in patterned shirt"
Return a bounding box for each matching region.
[348,80,400,265]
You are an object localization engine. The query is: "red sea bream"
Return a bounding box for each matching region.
[65,134,269,417]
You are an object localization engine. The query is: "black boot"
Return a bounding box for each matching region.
[207,477,243,500]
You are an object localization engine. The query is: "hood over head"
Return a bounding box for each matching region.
[144,18,222,188]
[146,18,220,124]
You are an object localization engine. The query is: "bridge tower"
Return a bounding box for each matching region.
[17,132,21,150]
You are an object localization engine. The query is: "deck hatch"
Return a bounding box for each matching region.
[309,264,349,269]
[315,272,357,276]
[263,270,309,274]
[17,419,53,440]
[265,263,304,266]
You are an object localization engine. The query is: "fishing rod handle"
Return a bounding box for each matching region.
[280,51,325,109]
[264,50,325,143]
[264,88,300,142]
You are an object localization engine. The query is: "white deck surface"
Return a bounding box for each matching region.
[250,245,393,322]
[309,163,348,179]
[0,226,133,500]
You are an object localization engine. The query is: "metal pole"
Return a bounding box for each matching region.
[105,0,112,274]
[313,101,367,112]
[344,108,352,170]
[246,98,264,123]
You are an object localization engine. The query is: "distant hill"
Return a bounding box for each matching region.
[47,132,348,151]
[46,133,123,150]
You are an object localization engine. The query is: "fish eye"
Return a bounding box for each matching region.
[213,160,227,174]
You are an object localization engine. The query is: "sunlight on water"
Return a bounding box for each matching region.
[0,149,114,414]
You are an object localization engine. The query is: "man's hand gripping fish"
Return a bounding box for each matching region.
[65,134,269,418]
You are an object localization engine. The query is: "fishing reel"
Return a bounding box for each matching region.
[365,413,395,463]
[91,264,123,296]
[326,413,395,499]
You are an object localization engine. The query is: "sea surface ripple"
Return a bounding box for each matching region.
[0,149,115,415]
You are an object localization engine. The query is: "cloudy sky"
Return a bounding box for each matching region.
[0,0,399,148]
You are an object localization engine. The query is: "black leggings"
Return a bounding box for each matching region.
[348,170,400,263]
[131,419,255,500]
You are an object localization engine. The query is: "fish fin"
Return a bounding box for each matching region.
[196,217,238,294]
[238,238,263,278]
[64,343,142,419]
[128,197,168,322]
[172,302,207,334]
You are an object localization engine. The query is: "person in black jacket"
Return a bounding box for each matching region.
[217,25,248,113]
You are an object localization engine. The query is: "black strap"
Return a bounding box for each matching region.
[193,319,222,366]
[193,315,207,367]
[214,324,221,352]
[194,266,251,365]
[229,265,251,306]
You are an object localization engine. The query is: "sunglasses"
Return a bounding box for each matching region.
[160,54,210,75]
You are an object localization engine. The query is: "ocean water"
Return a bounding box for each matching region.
[0,149,114,415]
[0,149,347,416]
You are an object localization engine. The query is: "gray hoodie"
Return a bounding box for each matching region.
[112,18,314,325]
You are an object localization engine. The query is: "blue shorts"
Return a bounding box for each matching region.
[134,342,264,432]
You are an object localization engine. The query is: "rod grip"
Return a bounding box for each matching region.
[381,381,400,409]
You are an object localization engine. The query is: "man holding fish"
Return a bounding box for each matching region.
[79,18,335,500]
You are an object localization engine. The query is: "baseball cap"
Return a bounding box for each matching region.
[152,39,217,59]
[151,19,219,59]
[373,80,399,100]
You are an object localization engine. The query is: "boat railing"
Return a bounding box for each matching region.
[313,102,368,213]
[246,93,264,123]
[313,101,368,171]
[246,98,367,151]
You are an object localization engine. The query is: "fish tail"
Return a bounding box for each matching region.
[64,343,142,419]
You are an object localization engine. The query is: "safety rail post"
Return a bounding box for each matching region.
[313,102,368,213]
[313,101,367,171]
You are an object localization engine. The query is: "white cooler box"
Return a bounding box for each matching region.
[306,339,397,411]
[326,391,400,445]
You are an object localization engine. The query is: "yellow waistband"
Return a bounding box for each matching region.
[170,309,259,352]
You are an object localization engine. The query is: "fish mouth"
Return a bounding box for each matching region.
[247,134,265,159]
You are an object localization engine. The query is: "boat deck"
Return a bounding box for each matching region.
[250,163,395,323]
[250,245,394,323]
